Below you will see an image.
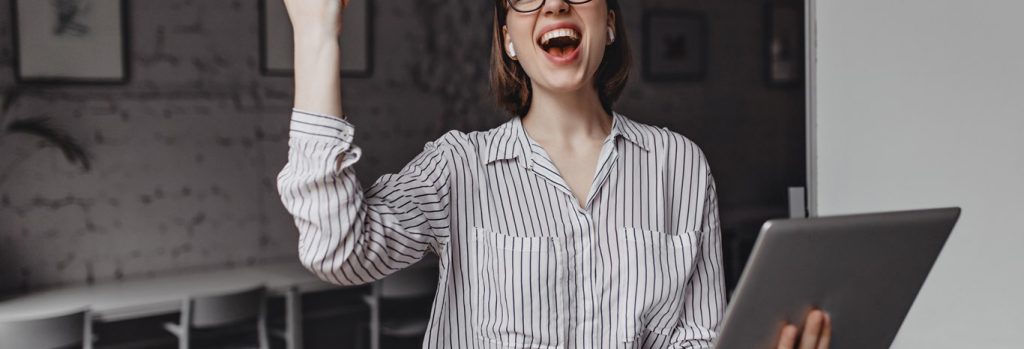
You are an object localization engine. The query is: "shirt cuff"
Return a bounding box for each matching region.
[289,108,355,145]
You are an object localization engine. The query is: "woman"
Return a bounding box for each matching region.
[277,0,830,348]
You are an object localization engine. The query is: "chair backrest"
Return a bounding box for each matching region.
[188,285,265,329]
[0,309,90,349]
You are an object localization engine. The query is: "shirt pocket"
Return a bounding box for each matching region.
[471,227,564,348]
[616,228,700,342]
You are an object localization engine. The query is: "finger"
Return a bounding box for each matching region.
[816,312,832,349]
[799,310,824,349]
[778,324,799,349]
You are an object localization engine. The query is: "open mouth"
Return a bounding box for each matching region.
[538,27,582,59]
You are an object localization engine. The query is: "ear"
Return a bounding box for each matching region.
[503,25,517,59]
[607,10,617,33]
[606,10,618,45]
[503,26,512,47]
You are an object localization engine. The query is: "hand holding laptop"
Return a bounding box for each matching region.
[776,309,832,349]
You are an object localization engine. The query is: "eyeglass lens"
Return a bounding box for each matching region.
[507,0,594,13]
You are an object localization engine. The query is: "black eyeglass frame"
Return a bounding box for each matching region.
[505,0,596,13]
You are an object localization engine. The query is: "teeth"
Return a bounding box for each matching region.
[540,28,580,46]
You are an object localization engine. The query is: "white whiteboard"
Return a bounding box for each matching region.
[808,0,1024,347]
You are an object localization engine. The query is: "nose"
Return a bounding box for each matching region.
[541,0,571,16]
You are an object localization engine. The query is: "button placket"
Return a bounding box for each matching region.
[582,136,620,211]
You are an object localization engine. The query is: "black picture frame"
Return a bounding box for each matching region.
[11,0,130,85]
[643,10,708,82]
[764,2,804,87]
[259,0,374,78]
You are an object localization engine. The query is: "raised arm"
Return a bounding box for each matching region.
[276,0,451,286]
[285,0,346,116]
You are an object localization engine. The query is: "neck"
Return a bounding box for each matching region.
[522,85,612,143]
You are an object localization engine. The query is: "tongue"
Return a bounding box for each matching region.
[547,46,572,57]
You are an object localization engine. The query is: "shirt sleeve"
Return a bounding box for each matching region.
[677,172,726,348]
[276,108,452,286]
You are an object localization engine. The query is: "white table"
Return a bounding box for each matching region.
[0,261,348,349]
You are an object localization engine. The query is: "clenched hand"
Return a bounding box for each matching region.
[282,0,349,41]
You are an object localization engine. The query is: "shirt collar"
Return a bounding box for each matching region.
[483,112,651,166]
[483,117,528,165]
[609,112,652,152]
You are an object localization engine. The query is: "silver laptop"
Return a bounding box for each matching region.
[714,207,960,349]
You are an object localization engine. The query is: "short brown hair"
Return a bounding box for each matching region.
[490,0,632,117]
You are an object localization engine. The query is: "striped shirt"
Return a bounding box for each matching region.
[277,109,725,348]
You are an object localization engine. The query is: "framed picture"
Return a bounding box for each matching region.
[765,3,803,87]
[11,0,129,84]
[643,10,707,82]
[260,0,373,77]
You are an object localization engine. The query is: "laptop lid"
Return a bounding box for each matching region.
[714,207,960,349]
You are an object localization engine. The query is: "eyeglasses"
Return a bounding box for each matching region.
[506,0,595,14]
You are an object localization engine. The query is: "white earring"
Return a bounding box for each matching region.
[508,42,517,59]
[608,27,616,45]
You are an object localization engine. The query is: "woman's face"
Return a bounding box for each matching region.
[503,0,615,96]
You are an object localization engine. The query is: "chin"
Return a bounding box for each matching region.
[536,76,590,94]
